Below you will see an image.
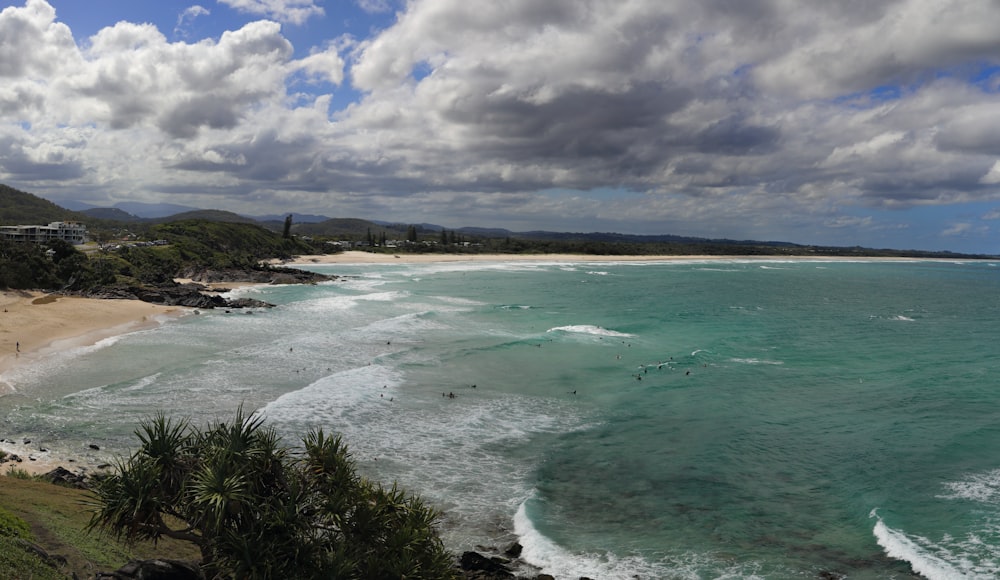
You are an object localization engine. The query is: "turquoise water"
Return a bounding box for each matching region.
[2,259,999,578]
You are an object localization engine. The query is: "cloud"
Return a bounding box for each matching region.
[0,0,76,79]
[3,0,1000,252]
[979,161,1000,185]
[175,5,210,39]
[942,222,972,236]
[355,0,392,14]
[217,0,324,25]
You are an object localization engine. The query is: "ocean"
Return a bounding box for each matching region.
[1,258,999,579]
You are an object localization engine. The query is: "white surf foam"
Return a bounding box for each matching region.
[870,510,997,580]
[513,499,659,579]
[514,498,766,579]
[939,468,1000,503]
[729,357,784,365]
[546,325,634,338]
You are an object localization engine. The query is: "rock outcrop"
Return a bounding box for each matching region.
[99,559,205,580]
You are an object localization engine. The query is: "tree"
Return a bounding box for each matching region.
[282,214,292,239]
[88,408,457,580]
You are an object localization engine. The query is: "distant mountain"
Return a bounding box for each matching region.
[368,219,446,232]
[0,184,86,225]
[59,200,100,212]
[151,210,256,224]
[113,201,203,219]
[294,218,406,237]
[507,230,800,248]
[81,207,142,221]
[250,212,331,224]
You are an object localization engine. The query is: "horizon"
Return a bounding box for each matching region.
[1,1,999,254]
[46,195,994,256]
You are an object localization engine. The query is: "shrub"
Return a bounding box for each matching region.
[88,407,457,579]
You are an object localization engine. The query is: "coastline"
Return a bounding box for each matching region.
[0,251,973,476]
[281,250,939,265]
[0,291,183,378]
[0,291,184,475]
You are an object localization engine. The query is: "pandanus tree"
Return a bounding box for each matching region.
[87,407,457,579]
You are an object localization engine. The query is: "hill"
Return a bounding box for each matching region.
[294,217,411,238]
[80,207,141,221]
[149,209,256,224]
[1,183,994,259]
[0,184,85,225]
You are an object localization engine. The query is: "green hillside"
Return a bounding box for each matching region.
[0,184,83,225]
[294,217,406,238]
[151,209,257,224]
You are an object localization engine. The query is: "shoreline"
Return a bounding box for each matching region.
[0,291,183,378]
[0,291,185,476]
[0,252,983,475]
[281,250,955,265]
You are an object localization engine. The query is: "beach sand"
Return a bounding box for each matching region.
[281,250,795,265]
[279,250,929,266]
[0,292,182,475]
[0,251,927,475]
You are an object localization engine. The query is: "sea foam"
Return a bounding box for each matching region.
[546,325,634,338]
[871,510,997,580]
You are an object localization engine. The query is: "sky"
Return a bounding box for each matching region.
[1,0,1000,253]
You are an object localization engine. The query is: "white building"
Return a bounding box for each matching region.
[0,221,89,245]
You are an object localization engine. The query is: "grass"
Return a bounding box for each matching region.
[0,476,201,579]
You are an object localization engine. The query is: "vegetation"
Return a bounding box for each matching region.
[88,408,457,580]
[0,474,201,579]
[0,501,67,580]
[0,184,83,225]
[1,182,994,293]
[0,239,101,290]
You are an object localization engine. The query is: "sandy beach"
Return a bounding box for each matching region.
[283,250,791,265]
[0,291,183,474]
[280,250,932,266]
[0,292,182,378]
[0,251,951,476]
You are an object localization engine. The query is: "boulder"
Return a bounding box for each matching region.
[42,466,87,488]
[102,559,204,580]
[459,551,514,579]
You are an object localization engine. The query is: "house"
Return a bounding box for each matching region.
[0,221,89,245]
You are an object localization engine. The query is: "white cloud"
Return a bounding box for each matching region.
[175,5,210,39]
[217,0,324,25]
[942,222,972,236]
[979,161,1000,185]
[356,0,392,14]
[4,0,1000,251]
[294,46,346,86]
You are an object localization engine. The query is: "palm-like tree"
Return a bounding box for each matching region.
[88,407,457,579]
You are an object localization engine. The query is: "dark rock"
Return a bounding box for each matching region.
[89,443,101,450]
[460,551,514,579]
[226,297,273,309]
[102,559,204,580]
[180,266,332,286]
[14,538,67,569]
[504,541,523,557]
[82,283,274,310]
[43,466,88,488]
